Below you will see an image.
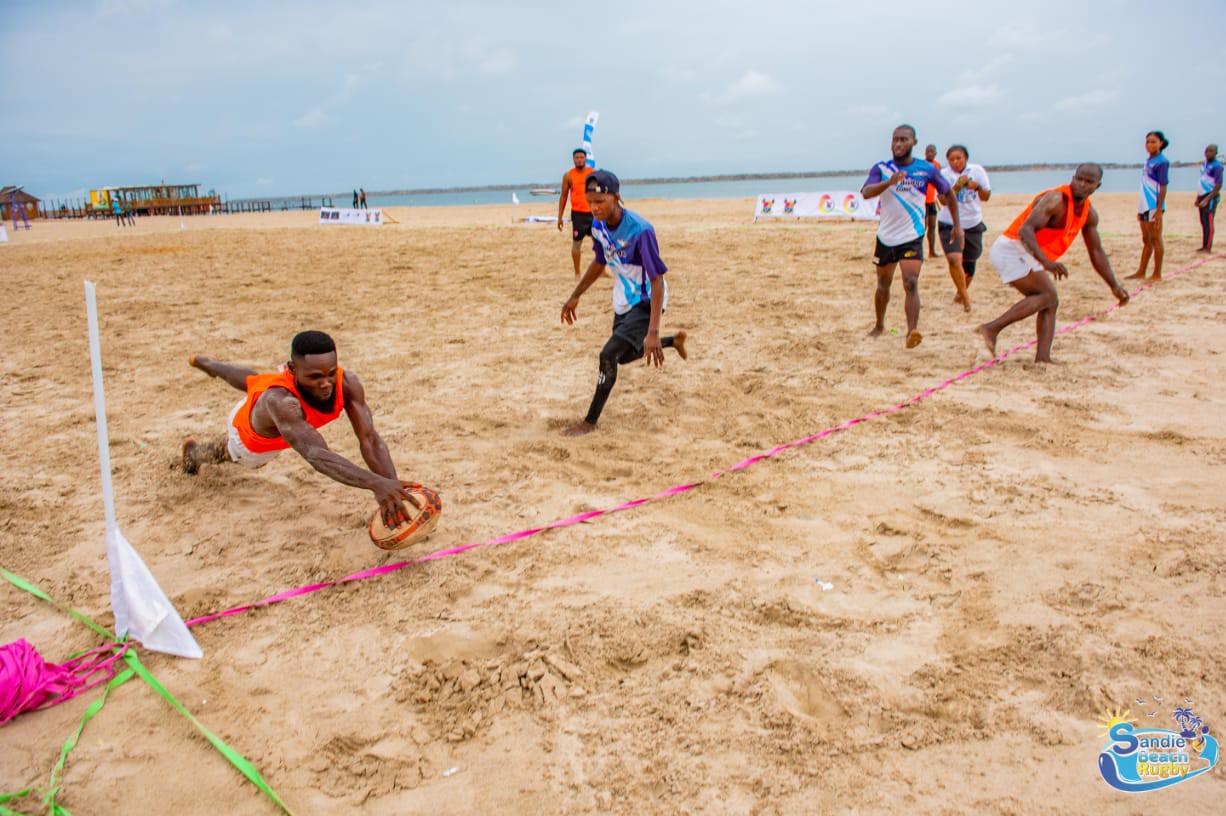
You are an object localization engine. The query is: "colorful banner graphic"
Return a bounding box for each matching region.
[754,191,880,222]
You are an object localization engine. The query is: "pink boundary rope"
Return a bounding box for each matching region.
[0,639,130,726]
[184,253,1222,629]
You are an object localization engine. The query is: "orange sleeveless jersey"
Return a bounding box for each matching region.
[925,160,942,204]
[1003,185,1091,262]
[232,368,345,454]
[567,166,593,213]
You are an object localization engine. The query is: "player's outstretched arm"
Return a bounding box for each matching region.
[562,260,607,324]
[342,372,398,482]
[267,390,412,526]
[1082,208,1129,305]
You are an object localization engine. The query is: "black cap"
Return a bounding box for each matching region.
[586,169,620,195]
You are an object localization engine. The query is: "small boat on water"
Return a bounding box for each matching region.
[529,188,559,196]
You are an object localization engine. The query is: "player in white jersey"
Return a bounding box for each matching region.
[937,144,991,312]
[861,124,962,348]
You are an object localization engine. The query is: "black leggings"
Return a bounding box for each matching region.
[1200,200,1218,249]
[584,334,675,425]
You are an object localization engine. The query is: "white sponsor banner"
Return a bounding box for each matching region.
[319,207,385,225]
[753,191,880,222]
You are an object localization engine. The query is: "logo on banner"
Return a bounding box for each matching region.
[760,198,775,214]
[783,198,796,215]
[1097,701,1218,793]
[818,195,835,214]
[842,194,861,215]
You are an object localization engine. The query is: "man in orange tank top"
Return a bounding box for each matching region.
[923,144,942,259]
[558,148,595,277]
[976,164,1129,364]
[181,330,418,527]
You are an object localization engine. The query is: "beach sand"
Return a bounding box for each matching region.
[2,192,1224,814]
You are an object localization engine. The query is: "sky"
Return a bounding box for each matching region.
[3,0,1222,201]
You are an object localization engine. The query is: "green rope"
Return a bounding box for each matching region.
[1,566,292,815]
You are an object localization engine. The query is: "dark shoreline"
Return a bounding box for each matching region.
[247,161,1198,204]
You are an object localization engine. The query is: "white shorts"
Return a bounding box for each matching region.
[226,401,281,469]
[989,236,1044,285]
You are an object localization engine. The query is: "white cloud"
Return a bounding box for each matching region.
[98,0,174,17]
[957,55,1014,85]
[1019,111,1043,122]
[988,21,1045,50]
[937,84,1001,108]
[293,108,331,128]
[845,104,899,120]
[709,70,781,105]
[477,50,516,76]
[184,161,205,173]
[342,64,381,100]
[1054,88,1120,111]
[256,177,273,186]
[561,115,585,130]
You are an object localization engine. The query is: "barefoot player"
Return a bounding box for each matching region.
[558,148,595,278]
[923,143,943,259]
[1127,130,1170,281]
[862,125,961,348]
[560,170,687,436]
[182,330,418,527]
[938,144,991,312]
[977,164,1130,364]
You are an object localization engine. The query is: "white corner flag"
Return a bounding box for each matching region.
[85,281,202,659]
[511,192,520,205]
[582,111,599,168]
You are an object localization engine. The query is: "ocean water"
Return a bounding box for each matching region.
[362,166,1204,210]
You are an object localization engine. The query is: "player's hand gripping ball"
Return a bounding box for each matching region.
[369,483,442,550]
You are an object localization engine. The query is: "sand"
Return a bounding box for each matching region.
[2,191,1224,814]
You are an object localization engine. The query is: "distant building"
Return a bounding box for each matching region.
[88,183,220,216]
[1,186,42,220]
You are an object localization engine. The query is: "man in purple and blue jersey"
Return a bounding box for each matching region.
[560,170,688,436]
[862,124,962,348]
[1196,143,1222,253]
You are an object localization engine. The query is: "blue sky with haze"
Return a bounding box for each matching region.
[3,0,1221,200]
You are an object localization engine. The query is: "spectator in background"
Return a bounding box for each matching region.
[1127,130,1170,281]
[1196,143,1221,253]
[924,143,943,259]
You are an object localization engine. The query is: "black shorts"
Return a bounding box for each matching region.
[938,221,986,260]
[873,237,924,267]
[571,211,593,241]
[925,202,938,218]
[611,301,653,355]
